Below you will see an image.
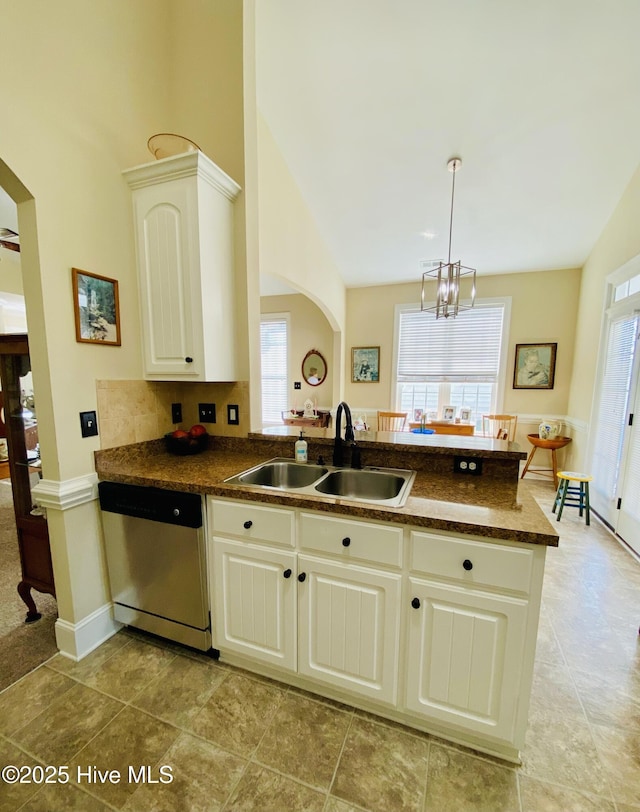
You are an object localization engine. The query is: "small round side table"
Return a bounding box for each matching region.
[520,434,572,487]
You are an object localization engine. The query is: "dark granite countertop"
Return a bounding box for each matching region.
[94,435,559,547]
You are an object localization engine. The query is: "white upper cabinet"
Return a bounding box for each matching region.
[124,152,241,381]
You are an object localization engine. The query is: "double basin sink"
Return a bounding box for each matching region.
[224,457,415,508]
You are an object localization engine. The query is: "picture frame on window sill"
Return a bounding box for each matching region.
[352,346,380,383]
[513,342,556,389]
[72,268,121,346]
[442,405,455,421]
[459,406,472,422]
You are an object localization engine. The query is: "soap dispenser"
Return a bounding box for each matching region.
[295,431,308,463]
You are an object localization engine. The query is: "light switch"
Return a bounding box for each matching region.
[227,404,239,425]
[80,410,98,438]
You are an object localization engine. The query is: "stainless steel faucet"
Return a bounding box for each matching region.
[333,401,361,467]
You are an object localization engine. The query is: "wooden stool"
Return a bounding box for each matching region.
[521,434,572,487]
[552,471,593,525]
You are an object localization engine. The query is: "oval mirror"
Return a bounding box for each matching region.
[302,349,327,386]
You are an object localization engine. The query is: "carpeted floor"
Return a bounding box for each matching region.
[0,482,58,692]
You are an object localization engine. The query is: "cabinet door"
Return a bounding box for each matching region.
[211,538,296,671]
[298,555,401,705]
[406,577,528,743]
[132,179,202,378]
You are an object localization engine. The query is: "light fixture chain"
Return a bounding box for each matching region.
[447,161,457,265]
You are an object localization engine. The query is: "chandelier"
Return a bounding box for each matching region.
[421,157,476,319]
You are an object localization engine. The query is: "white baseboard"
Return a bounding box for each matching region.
[55,603,122,661]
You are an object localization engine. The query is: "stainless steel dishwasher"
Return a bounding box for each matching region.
[98,481,212,652]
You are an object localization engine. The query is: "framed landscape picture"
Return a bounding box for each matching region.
[513,343,556,389]
[72,268,121,346]
[352,346,380,382]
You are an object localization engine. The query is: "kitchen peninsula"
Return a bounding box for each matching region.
[95,430,558,763]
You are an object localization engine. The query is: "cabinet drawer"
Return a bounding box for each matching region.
[300,512,403,568]
[410,531,533,594]
[209,499,294,547]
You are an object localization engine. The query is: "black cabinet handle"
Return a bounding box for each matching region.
[283,569,292,579]
[342,537,351,547]
[411,597,421,609]
[298,572,306,582]
[463,559,473,571]
[243,520,253,530]
[185,357,194,363]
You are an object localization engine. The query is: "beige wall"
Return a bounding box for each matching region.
[261,293,336,411]
[344,268,582,443]
[566,162,640,469]
[257,114,346,341]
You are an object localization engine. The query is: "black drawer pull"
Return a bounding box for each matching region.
[185,356,194,363]
[411,597,421,609]
[283,569,292,579]
[342,537,351,547]
[243,520,253,530]
[298,572,306,582]
[463,559,473,571]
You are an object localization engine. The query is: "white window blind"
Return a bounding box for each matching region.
[260,317,288,424]
[397,305,505,383]
[591,314,638,504]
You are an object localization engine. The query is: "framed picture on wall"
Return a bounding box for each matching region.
[352,346,380,382]
[72,268,121,345]
[513,343,556,389]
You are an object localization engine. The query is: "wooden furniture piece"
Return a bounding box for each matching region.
[377,411,408,431]
[0,334,54,622]
[282,410,331,428]
[520,434,572,487]
[409,421,475,436]
[482,414,518,442]
[552,471,593,525]
[124,151,241,381]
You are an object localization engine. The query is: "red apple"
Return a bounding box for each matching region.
[171,429,189,440]
[189,424,208,438]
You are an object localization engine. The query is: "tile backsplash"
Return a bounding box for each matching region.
[96,380,249,449]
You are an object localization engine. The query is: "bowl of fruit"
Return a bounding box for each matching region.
[164,424,209,455]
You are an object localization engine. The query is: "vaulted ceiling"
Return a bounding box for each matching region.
[255,0,640,288]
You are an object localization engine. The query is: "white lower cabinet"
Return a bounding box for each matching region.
[208,498,545,761]
[297,555,401,705]
[211,537,296,671]
[405,577,528,742]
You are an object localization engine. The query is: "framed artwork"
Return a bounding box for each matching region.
[352,346,380,382]
[459,406,472,422]
[513,343,556,389]
[442,405,455,421]
[72,268,121,345]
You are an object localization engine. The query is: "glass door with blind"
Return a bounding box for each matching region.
[589,289,640,553]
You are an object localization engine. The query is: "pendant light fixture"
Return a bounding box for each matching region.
[421,157,476,319]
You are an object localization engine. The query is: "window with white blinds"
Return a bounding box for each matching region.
[260,315,289,424]
[395,302,508,424]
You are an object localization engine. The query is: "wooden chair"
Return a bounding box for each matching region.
[377,411,408,431]
[482,414,518,442]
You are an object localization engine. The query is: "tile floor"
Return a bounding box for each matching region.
[1,480,639,812]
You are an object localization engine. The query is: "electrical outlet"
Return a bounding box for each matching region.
[80,410,98,438]
[294,381,302,390]
[198,403,216,423]
[453,456,483,476]
[227,404,239,425]
[171,402,182,424]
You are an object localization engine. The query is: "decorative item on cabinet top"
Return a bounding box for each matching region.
[147,133,200,160]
